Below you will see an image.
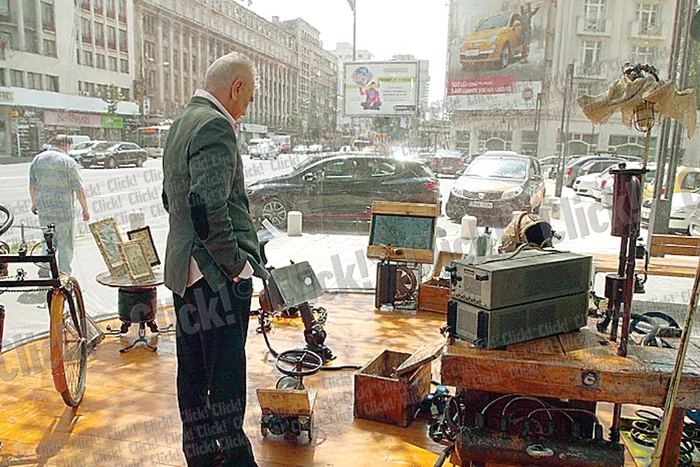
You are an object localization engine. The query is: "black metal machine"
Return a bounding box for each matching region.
[375,260,419,309]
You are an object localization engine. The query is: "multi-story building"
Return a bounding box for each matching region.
[449,0,697,161]
[281,18,337,141]
[133,1,300,136]
[0,0,139,157]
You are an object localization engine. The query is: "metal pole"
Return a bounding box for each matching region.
[352,4,357,61]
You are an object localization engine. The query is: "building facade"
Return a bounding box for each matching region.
[133,0,300,136]
[449,0,689,161]
[0,0,139,157]
[281,18,337,142]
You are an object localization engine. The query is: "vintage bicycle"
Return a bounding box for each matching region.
[0,204,88,407]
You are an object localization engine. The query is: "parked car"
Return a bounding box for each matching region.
[249,142,279,160]
[573,159,628,197]
[459,11,523,69]
[565,156,625,187]
[445,152,546,226]
[246,153,439,228]
[68,140,104,162]
[597,163,657,206]
[430,149,464,177]
[643,166,700,199]
[293,144,309,154]
[538,156,558,178]
[80,141,149,168]
[641,189,700,234]
[688,202,700,237]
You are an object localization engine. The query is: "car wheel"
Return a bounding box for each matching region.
[261,198,288,229]
[135,157,145,168]
[445,201,464,223]
[105,157,117,169]
[500,43,511,69]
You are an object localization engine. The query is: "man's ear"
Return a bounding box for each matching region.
[231,80,243,101]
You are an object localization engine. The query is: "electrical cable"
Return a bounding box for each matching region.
[479,394,517,415]
[432,443,455,467]
[527,407,600,425]
[258,278,360,371]
[501,396,555,421]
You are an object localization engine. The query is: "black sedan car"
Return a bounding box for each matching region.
[79,141,149,168]
[246,153,440,228]
[445,153,546,226]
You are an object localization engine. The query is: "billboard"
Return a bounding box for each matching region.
[446,0,550,111]
[343,61,418,117]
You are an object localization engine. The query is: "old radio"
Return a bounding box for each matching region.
[449,250,592,310]
[447,250,593,349]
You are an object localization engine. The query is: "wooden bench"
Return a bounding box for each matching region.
[586,234,699,279]
[650,234,700,257]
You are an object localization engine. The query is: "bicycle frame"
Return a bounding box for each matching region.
[0,225,61,288]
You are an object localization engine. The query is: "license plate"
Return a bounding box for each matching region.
[464,49,479,57]
[469,201,493,209]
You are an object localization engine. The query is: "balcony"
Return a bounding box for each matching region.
[629,21,665,40]
[576,16,611,36]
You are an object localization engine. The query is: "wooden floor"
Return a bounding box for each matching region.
[0,293,660,466]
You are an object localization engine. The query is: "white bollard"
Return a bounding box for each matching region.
[460,215,478,239]
[539,205,552,223]
[287,211,303,237]
[129,210,145,231]
[550,198,562,220]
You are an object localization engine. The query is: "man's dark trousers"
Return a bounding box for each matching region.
[174,277,257,467]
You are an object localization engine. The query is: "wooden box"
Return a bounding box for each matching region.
[354,341,442,427]
[418,278,451,314]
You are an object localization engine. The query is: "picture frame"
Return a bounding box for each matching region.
[127,226,160,267]
[89,218,127,277]
[118,240,155,283]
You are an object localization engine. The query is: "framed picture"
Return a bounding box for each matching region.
[127,226,160,267]
[89,218,127,277]
[118,240,155,283]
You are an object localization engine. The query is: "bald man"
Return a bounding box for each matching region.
[162,52,268,467]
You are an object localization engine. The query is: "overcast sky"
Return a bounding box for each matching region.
[248,0,450,103]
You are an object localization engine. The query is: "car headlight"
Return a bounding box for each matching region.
[502,187,523,200]
[489,34,498,44]
[451,186,464,197]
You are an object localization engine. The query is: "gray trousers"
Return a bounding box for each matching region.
[40,219,75,275]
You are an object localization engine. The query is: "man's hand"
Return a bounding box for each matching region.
[31,205,38,215]
[83,210,90,221]
[232,276,241,283]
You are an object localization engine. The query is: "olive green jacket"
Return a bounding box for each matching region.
[162,96,268,298]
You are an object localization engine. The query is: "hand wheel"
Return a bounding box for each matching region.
[275,349,323,378]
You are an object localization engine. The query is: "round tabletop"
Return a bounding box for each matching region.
[95,270,164,290]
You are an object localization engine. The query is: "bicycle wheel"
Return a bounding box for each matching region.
[48,277,87,407]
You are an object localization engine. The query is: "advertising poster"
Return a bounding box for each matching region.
[343,61,418,117]
[446,0,550,111]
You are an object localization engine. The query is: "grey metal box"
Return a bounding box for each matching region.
[447,292,589,349]
[450,250,592,310]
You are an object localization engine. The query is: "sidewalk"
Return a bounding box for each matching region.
[1,213,696,350]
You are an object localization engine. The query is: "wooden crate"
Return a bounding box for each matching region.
[418,278,451,314]
[354,349,432,427]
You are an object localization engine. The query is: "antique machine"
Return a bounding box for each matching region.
[257,348,322,442]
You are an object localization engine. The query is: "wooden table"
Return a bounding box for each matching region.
[95,270,171,352]
[441,325,700,465]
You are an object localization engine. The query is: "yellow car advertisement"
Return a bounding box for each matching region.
[447,0,551,111]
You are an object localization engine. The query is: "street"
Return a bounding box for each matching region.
[1,158,694,350]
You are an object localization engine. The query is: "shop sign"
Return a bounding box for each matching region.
[101,115,124,129]
[0,91,13,103]
[44,110,102,128]
[240,123,268,133]
[10,110,19,117]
